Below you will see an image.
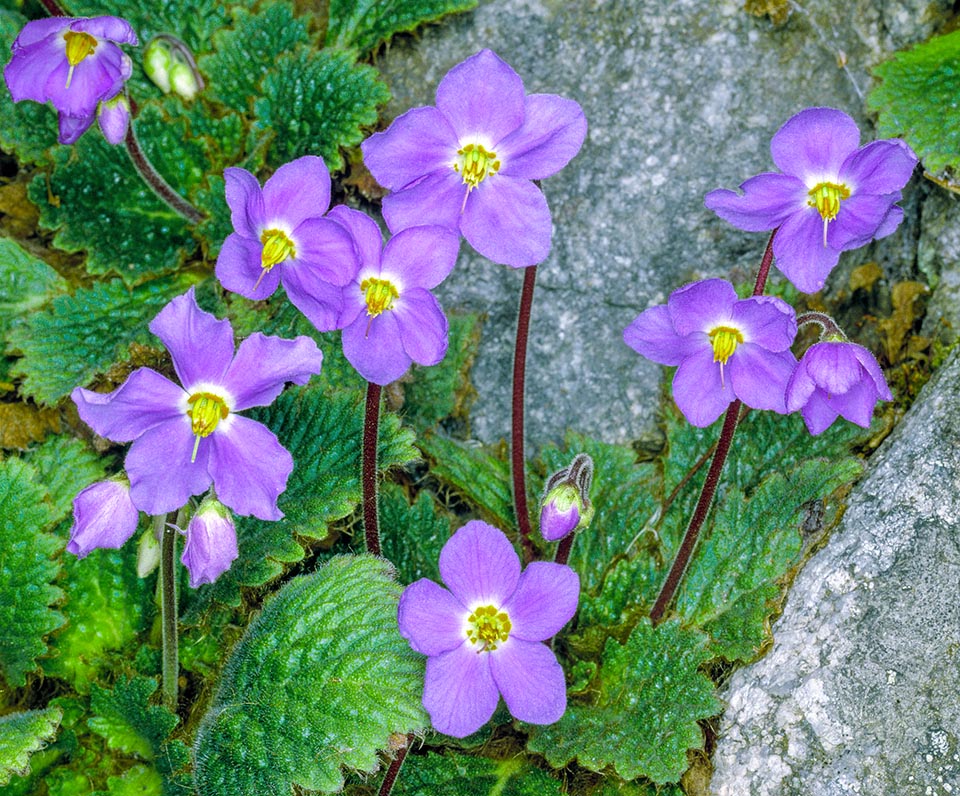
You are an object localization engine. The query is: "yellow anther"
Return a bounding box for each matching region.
[361,277,400,318]
[709,325,744,388]
[63,31,98,89]
[254,229,295,290]
[453,143,501,190]
[466,604,512,652]
[807,181,850,246]
[187,392,229,463]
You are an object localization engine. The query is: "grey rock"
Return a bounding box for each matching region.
[711,344,960,796]
[373,0,952,446]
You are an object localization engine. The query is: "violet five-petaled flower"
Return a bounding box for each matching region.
[362,48,587,268]
[4,16,138,145]
[216,156,359,332]
[68,477,139,558]
[72,287,323,521]
[785,340,892,435]
[624,278,798,428]
[704,107,918,294]
[398,520,580,738]
[328,205,460,385]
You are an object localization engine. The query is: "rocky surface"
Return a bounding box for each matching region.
[374,0,954,448]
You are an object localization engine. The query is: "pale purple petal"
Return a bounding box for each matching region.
[382,170,465,234]
[497,94,587,180]
[58,112,95,145]
[539,500,578,542]
[72,16,138,45]
[67,479,139,557]
[223,168,265,239]
[216,233,281,300]
[668,278,737,337]
[672,347,733,427]
[362,107,459,191]
[423,644,498,738]
[98,98,129,144]
[785,357,817,413]
[770,107,859,179]
[833,377,882,427]
[381,225,460,289]
[5,39,63,103]
[71,368,185,443]
[873,203,904,242]
[852,345,893,399]
[727,346,796,413]
[704,173,806,232]
[398,579,469,656]
[44,46,127,117]
[11,18,68,49]
[149,288,235,389]
[829,192,898,251]
[461,176,551,267]
[337,282,368,330]
[182,507,238,588]
[262,155,331,229]
[623,305,693,366]
[799,389,840,435]
[126,418,212,514]
[283,267,344,332]
[502,562,579,642]
[731,295,797,351]
[341,310,410,385]
[489,639,566,725]
[772,209,840,293]
[326,205,383,270]
[802,342,864,394]
[435,49,525,143]
[439,520,521,607]
[224,333,323,410]
[393,289,448,367]
[289,217,359,287]
[839,139,917,194]
[207,415,292,520]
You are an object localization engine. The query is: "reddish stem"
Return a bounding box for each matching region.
[377,735,413,796]
[554,533,575,566]
[38,0,65,16]
[511,265,537,563]
[752,229,777,296]
[363,381,382,556]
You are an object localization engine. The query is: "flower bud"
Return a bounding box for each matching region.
[136,524,160,577]
[67,477,139,558]
[97,94,130,145]
[538,453,595,542]
[143,35,203,100]
[181,497,238,588]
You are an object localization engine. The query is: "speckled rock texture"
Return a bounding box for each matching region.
[373,0,953,447]
[711,345,960,795]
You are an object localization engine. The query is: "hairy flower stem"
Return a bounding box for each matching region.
[124,109,203,224]
[554,533,574,566]
[511,265,537,563]
[38,0,65,15]
[650,229,778,624]
[363,381,382,556]
[377,734,413,796]
[157,514,179,711]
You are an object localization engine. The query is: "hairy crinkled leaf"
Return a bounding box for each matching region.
[868,29,960,180]
[87,676,179,761]
[326,0,477,55]
[379,483,449,585]
[0,707,62,786]
[193,555,428,796]
[0,458,63,686]
[252,48,390,171]
[24,436,105,522]
[527,619,721,784]
[8,273,197,405]
[390,751,564,796]
[0,238,66,334]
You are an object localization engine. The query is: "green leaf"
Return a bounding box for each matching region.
[23,435,105,522]
[527,619,721,784]
[8,273,197,405]
[326,0,477,55]
[0,707,62,786]
[87,676,179,761]
[378,483,449,585]
[0,238,66,332]
[252,48,390,171]
[868,29,960,178]
[676,457,864,662]
[390,751,564,796]
[193,555,428,796]
[0,457,63,686]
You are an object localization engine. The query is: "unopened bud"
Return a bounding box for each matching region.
[143,35,203,100]
[97,94,130,145]
[538,453,594,541]
[181,496,238,588]
[136,523,161,577]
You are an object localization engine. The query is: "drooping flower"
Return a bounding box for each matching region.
[362,49,587,268]
[4,16,137,145]
[624,278,798,427]
[704,107,917,294]
[328,205,460,385]
[72,287,323,520]
[398,520,580,738]
[181,497,238,588]
[67,476,139,558]
[215,156,359,331]
[539,453,594,542]
[785,340,892,435]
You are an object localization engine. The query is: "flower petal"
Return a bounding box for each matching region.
[327,205,383,270]
[438,520,521,608]
[58,112,96,145]
[182,507,238,588]
[704,173,807,232]
[802,342,863,394]
[44,48,125,116]
[852,344,893,400]
[381,169,465,234]
[423,644,499,738]
[667,278,737,337]
[839,139,917,195]
[4,37,63,103]
[289,217,359,287]
[149,288,235,389]
[126,418,212,514]
[262,155,331,229]
[497,94,587,180]
[11,18,68,50]
[282,267,344,332]
[731,295,797,352]
[873,203,904,242]
[502,562,579,642]
[393,288,449,367]
[436,49,525,143]
[68,480,140,557]
[829,192,898,251]
[381,225,460,289]
[362,106,459,191]
[224,333,323,410]
[770,107,860,179]
[72,16,139,45]
[223,167,266,240]
[341,310,410,385]
[833,377,882,428]
[772,208,840,293]
[398,579,469,656]
[461,175,551,267]
[672,347,733,427]
[624,305,693,366]
[490,639,566,725]
[207,415,293,520]
[799,388,840,435]
[216,233,281,300]
[785,356,817,414]
[72,368,185,442]
[727,346,796,413]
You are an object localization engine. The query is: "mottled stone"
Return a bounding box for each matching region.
[373,0,951,446]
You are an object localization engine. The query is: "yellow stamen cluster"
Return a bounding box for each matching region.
[709,326,744,388]
[63,30,98,89]
[466,605,512,652]
[454,143,500,190]
[361,277,399,318]
[807,181,851,247]
[254,229,296,290]
[187,392,229,462]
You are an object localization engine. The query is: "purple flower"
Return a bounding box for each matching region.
[215,156,359,331]
[785,340,892,435]
[4,16,137,145]
[624,279,798,427]
[328,206,459,385]
[72,288,323,520]
[181,498,238,588]
[704,107,917,293]
[362,49,587,267]
[67,477,139,558]
[398,520,579,737]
